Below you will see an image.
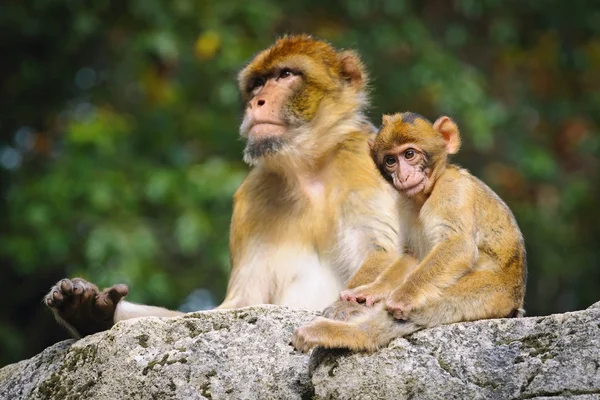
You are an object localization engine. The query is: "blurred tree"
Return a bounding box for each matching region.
[1,0,598,366]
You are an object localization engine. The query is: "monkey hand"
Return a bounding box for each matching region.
[385,298,414,320]
[385,286,421,320]
[340,283,389,306]
[322,300,365,321]
[44,278,129,337]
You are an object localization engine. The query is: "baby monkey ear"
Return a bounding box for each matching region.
[433,116,461,155]
[381,114,393,126]
[368,137,375,149]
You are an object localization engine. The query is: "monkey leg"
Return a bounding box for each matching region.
[341,255,419,306]
[292,305,420,353]
[389,269,523,328]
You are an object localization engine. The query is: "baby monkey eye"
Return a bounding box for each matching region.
[404,149,416,160]
[384,155,397,167]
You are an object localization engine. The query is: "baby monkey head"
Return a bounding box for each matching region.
[369,112,461,198]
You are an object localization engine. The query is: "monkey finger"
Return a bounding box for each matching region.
[365,296,380,307]
[81,286,96,303]
[106,284,129,303]
[72,281,84,296]
[59,279,74,295]
[52,289,65,306]
[95,284,128,310]
[340,291,357,302]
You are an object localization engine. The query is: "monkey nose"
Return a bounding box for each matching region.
[257,99,266,107]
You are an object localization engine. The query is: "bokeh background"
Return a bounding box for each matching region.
[2,0,599,367]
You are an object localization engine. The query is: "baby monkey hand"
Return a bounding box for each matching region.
[340,282,391,307]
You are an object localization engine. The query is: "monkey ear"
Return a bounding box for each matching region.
[382,114,393,126]
[433,116,461,154]
[339,50,367,90]
[368,137,375,149]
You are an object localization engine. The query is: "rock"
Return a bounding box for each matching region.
[1,304,599,400]
[589,301,600,310]
[0,306,317,400]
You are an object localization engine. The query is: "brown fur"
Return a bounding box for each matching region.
[221,36,400,310]
[45,35,397,338]
[292,112,527,352]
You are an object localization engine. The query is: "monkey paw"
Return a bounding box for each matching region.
[322,300,365,321]
[340,285,388,306]
[291,317,330,353]
[44,278,129,337]
[385,298,414,320]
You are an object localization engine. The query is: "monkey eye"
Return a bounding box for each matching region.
[249,77,265,91]
[404,149,416,160]
[384,155,397,167]
[278,68,294,79]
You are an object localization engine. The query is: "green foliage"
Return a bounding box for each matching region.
[1,0,599,366]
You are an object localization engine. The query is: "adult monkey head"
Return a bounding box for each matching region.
[238,34,370,167]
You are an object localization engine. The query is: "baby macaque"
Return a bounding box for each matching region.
[292,112,527,352]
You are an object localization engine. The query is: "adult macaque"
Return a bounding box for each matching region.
[292,112,527,352]
[45,35,401,337]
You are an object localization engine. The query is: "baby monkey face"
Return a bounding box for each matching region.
[381,144,428,197]
[370,112,461,198]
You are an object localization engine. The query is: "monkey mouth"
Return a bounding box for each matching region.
[398,179,426,196]
[248,121,287,138]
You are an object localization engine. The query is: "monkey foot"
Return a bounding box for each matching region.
[44,278,129,337]
[291,317,332,353]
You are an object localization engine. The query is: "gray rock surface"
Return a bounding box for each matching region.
[1,302,599,400]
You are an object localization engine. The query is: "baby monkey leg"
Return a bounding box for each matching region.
[404,269,524,328]
[292,304,419,353]
[293,269,522,352]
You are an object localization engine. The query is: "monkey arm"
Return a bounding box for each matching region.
[114,301,183,322]
[218,187,272,309]
[341,255,419,306]
[345,249,397,289]
[369,255,420,289]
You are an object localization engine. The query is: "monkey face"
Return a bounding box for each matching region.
[239,68,303,141]
[375,144,429,197]
[370,112,461,198]
[237,35,368,165]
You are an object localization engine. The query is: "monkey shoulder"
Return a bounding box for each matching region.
[429,166,476,208]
